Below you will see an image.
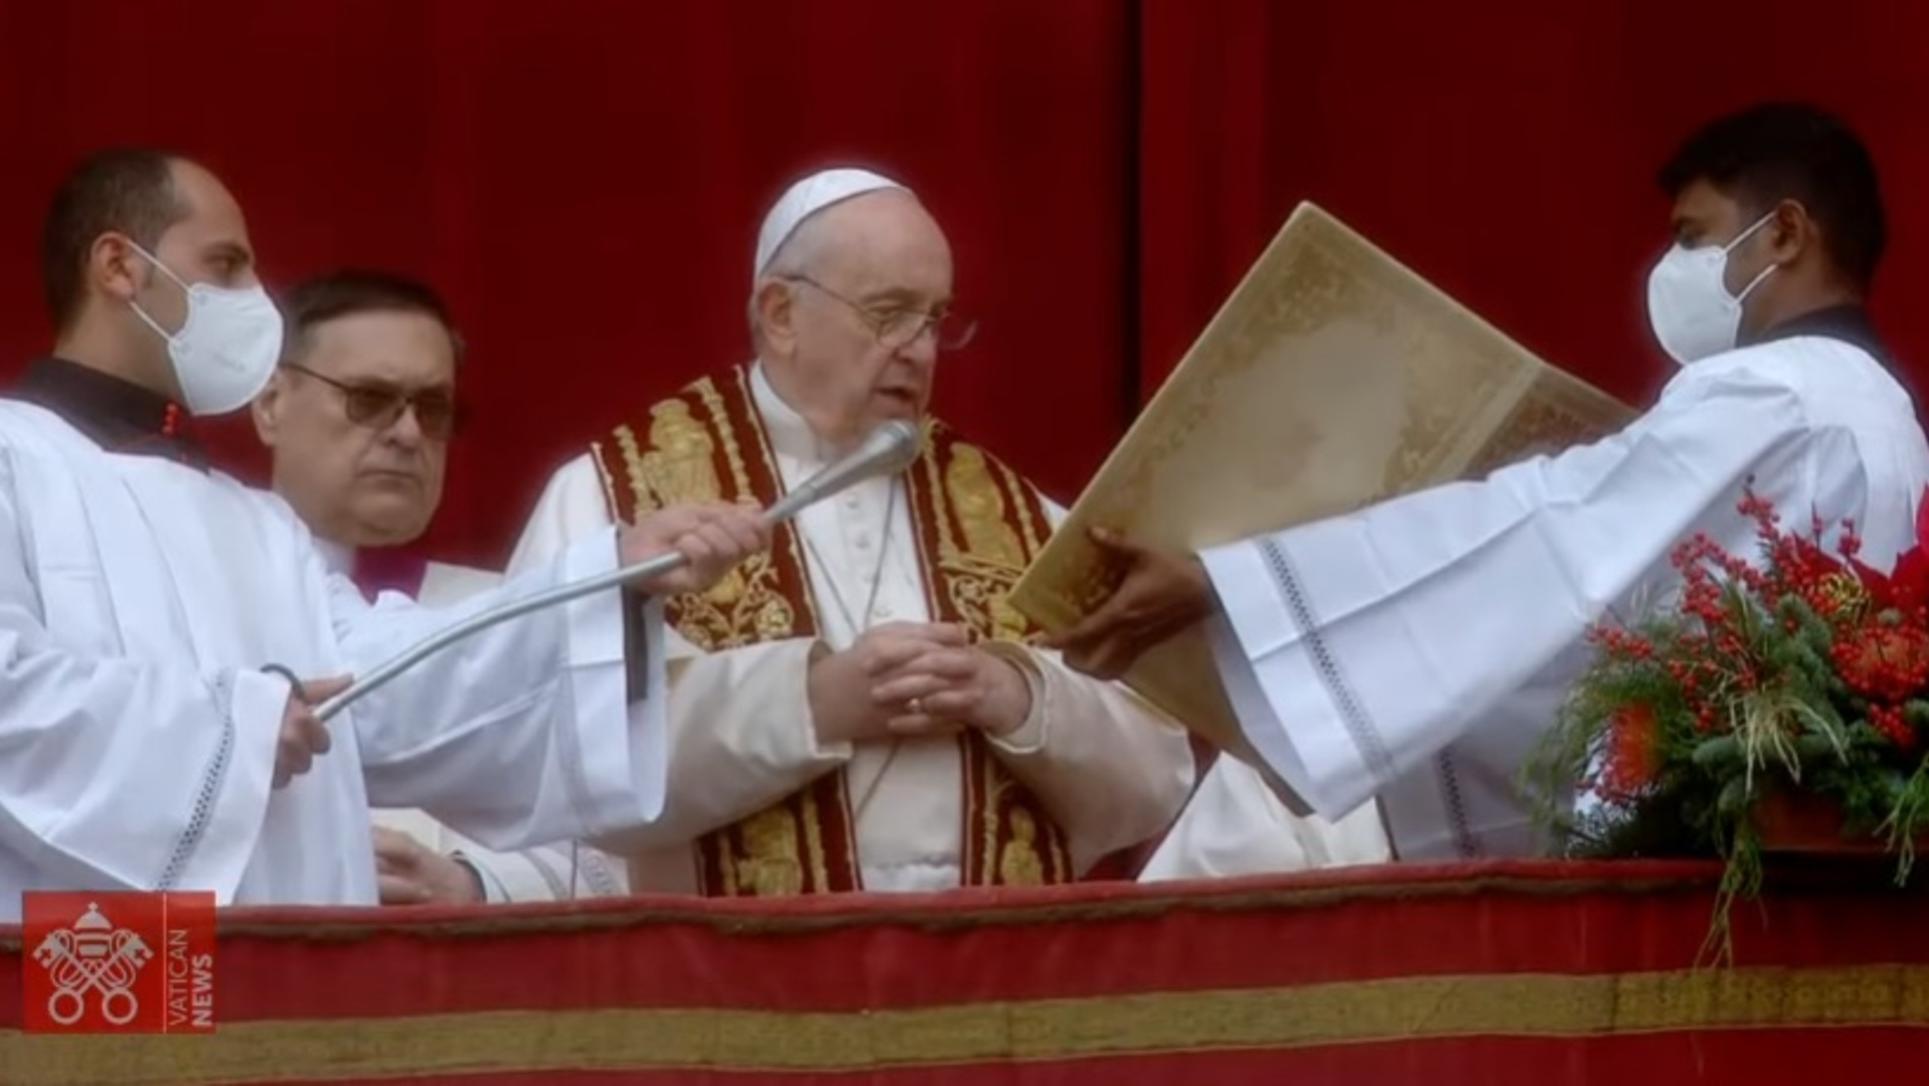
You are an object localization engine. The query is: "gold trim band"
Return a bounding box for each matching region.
[5,965,1926,1085]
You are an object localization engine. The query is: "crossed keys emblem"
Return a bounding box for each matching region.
[31,902,153,1026]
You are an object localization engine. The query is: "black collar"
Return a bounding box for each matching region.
[7,357,204,467]
[1747,304,1890,366]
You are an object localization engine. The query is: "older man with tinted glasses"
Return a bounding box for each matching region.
[252,271,492,603]
[254,271,613,904]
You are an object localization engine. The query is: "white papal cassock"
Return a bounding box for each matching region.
[464,363,1193,897]
[1139,758,1390,880]
[0,400,667,919]
[1198,335,1929,860]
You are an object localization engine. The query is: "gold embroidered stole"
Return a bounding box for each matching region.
[591,367,1073,895]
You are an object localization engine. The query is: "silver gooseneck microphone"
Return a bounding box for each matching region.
[313,419,922,722]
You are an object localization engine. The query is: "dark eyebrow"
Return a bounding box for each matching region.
[354,377,456,399]
[206,241,253,268]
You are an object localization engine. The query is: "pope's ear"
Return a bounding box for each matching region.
[753,279,797,354]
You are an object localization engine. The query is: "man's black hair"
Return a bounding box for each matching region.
[1658,103,1885,288]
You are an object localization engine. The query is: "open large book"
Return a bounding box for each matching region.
[1011,203,1634,765]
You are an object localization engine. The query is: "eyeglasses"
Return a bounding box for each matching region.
[282,363,461,441]
[784,275,978,352]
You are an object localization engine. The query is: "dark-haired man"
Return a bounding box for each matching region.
[0,149,768,916]
[1648,102,1890,365]
[1059,103,1929,865]
[253,270,493,604]
[254,270,624,903]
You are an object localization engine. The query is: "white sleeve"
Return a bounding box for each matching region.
[339,527,668,851]
[0,444,283,900]
[454,840,631,902]
[1139,758,1390,881]
[371,809,630,901]
[979,496,1196,870]
[1204,366,1869,820]
[498,452,854,853]
[979,643,1196,872]
[591,639,853,853]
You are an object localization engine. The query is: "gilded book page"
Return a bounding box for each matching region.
[1012,203,1633,757]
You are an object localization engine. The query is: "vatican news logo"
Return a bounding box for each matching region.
[23,891,216,1033]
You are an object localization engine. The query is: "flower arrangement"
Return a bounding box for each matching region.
[1526,485,1929,955]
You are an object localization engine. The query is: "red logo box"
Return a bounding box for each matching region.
[23,891,216,1034]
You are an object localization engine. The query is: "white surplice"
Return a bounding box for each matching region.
[309,538,504,610]
[304,542,635,902]
[0,399,667,919]
[1200,336,1929,860]
[491,362,1195,896]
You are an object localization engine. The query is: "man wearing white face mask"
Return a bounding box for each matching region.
[1054,102,1929,865]
[0,148,771,917]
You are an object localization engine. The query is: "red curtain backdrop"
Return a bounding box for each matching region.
[1137,0,1929,404]
[1,0,1925,566]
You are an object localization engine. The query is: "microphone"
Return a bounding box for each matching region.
[313,419,924,722]
[764,418,922,523]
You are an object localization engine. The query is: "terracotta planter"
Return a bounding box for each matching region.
[1752,789,1888,855]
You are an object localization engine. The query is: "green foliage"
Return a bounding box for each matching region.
[1523,511,1929,959]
